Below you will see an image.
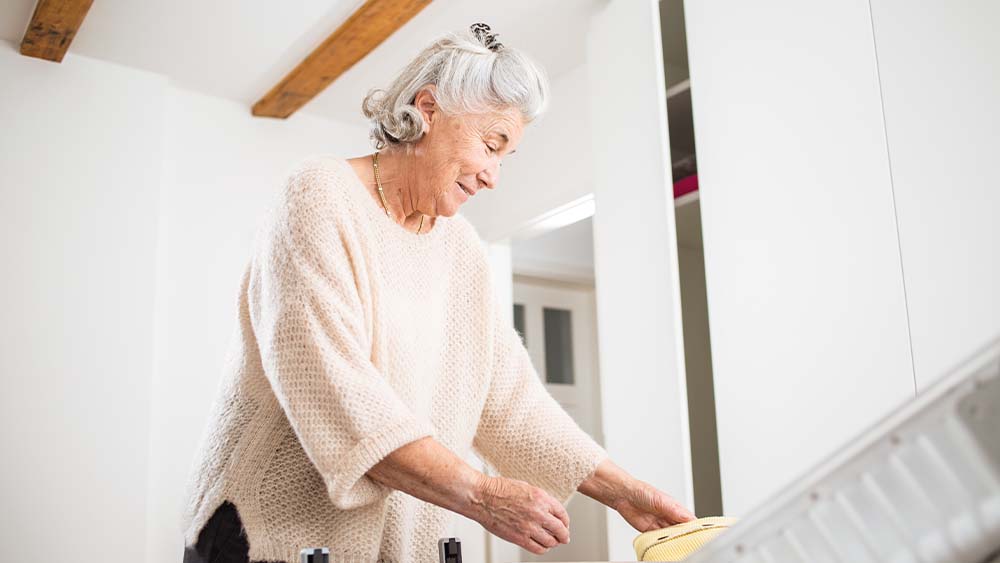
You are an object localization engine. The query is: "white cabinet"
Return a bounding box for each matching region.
[684,0,1000,519]
[683,0,917,515]
[869,0,1000,389]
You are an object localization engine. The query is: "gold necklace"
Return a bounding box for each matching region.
[372,151,424,234]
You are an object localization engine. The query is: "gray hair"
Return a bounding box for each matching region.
[361,27,550,149]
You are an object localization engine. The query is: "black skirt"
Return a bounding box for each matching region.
[183,501,286,563]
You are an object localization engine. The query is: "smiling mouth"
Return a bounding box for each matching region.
[457,182,474,196]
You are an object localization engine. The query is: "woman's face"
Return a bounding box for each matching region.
[412,87,525,217]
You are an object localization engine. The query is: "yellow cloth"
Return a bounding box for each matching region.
[633,517,737,561]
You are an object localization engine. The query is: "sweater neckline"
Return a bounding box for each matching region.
[332,157,448,244]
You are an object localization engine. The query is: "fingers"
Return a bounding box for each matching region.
[514,531,556,555]
[675,503,696,522]
[524,537,550,555]
[526,523,564,554]
[661,493,696,523]
[523,514,570,555]
[531,528,560,549]
[549,499,570,529]
[542,513,570,544]
[644,485,695,523]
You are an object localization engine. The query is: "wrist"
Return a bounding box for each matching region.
[455,466,493,522]
[578,459,635,510]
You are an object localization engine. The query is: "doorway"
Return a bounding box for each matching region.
[509,214,608,562]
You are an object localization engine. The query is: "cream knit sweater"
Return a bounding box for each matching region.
[182,156,608,563]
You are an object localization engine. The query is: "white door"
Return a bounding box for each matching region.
[512,277,607,562]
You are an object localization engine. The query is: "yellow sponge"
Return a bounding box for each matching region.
[633,517,737,561]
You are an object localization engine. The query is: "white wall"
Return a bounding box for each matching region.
[587,1,694,559]
[0,37,381,563]
[869,0,1000,389]
[146,87,369,563]
[0,40,164,563]
[684,1,917,515]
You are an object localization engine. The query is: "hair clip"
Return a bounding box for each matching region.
[470,22,504,52]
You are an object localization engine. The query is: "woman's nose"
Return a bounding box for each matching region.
[478,164,499,190]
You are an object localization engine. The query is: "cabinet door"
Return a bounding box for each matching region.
[685,0,916,515]
[869,0,1000,388]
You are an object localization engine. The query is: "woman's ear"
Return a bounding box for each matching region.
[413,85,437,134]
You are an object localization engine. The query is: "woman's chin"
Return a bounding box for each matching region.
[438,198,464,217]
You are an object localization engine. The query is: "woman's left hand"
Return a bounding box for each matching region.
[578,459,695,532]
[612,480,695,532]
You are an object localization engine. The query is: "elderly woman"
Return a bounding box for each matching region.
[182,24,693,563]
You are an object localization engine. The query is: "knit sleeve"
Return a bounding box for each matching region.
[248,165,434,510]
[472,300,609,504]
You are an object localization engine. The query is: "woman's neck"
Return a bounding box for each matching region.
[373,147,421,219]
[351,147,431,233]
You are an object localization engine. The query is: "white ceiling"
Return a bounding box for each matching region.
[512,215,595,282]
[0,0,602,128]
[510,198,704,284]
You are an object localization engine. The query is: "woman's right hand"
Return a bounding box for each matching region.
[472,475,571,555]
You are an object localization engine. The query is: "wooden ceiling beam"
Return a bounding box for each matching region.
[20,0,94,63]
[253,0,432,119]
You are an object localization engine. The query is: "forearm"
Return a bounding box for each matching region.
[368,436,487,520]
[577,458,635,509]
